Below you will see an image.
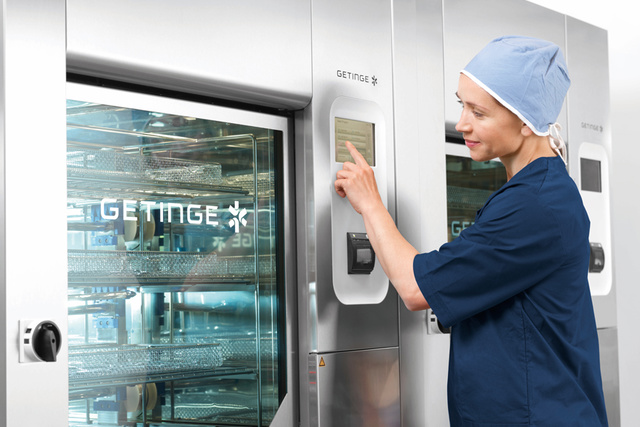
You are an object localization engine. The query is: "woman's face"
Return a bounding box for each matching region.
[455,73,526,163]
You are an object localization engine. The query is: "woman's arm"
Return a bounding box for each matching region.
[334,141,429,311]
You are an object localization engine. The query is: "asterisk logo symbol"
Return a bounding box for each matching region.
[228,201,247,233]
[371,76,378,86]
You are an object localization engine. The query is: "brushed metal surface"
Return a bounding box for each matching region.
[598,327,620,427]
[67,0,312,109]
[392,0,451,425]
[312,348,400,426]
[299,0,399,357]
[297,0,399,424]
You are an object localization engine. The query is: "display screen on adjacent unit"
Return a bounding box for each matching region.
[581,158,602,193]
[335,117,375,166]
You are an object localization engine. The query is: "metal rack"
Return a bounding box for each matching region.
[69,343,225,387]
[67,250,274,289]
[67,150,248,202]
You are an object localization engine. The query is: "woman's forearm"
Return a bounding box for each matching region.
[361,202,429,311]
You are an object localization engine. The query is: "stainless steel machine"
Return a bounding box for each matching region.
[297,0,400,424]
[0,0,618,426]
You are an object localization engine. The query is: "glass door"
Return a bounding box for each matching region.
[66,84,288,426]
[445,140,507,242]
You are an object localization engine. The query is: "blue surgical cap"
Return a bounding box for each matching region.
[461,35,571,136]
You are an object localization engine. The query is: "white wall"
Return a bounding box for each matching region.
[527,1,640,425]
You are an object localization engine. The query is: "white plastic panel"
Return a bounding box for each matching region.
[330,97,389,305]
[579,143,612,296]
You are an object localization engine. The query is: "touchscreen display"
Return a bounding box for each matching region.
[335,117,375,166]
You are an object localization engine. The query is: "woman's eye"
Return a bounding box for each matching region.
[457,98,484,118]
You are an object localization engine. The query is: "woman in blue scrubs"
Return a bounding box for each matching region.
[334,36,608,426]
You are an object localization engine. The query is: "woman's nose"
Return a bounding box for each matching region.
[455,110,471,133]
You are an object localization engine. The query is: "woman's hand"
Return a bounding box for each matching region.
[334,141,383,215]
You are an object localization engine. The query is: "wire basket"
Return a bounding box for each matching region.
[67,149,222,187]
[161,392,258,423]
[225,171,275,196]
[163,333,277,365]
[67,250,225,278]
[68,343,223,382]
[67,250,273,279]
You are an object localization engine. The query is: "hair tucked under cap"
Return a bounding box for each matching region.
[461,35,571,137]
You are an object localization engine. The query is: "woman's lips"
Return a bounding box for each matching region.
[465,140,480,148]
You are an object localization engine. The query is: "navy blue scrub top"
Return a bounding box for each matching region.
[414,156,608,426]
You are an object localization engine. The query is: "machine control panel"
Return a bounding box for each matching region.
[578,143,612,295]
[330,97,389,305]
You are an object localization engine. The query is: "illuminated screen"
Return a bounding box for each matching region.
[335,117,375,166]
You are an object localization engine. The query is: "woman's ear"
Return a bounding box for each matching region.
[520,123,534,137]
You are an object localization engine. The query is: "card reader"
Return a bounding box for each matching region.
[347,232,375,274]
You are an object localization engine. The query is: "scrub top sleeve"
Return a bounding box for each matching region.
[414,188,567,327]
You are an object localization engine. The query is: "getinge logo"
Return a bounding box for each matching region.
[581,122,603,133]
[228,201,247,233]
[336,69,378,86]
[100,199,248,234]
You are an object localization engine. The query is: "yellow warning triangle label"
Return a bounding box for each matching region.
[319,357,326,367]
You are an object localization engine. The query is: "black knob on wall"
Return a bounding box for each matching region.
[31,322,62,362]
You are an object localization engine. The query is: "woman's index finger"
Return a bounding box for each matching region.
[345,141,369,167]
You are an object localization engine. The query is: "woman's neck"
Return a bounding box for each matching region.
[501,134,557,180]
